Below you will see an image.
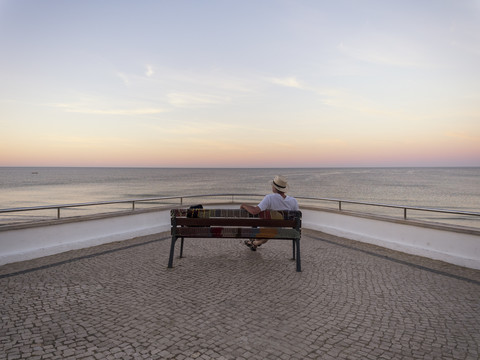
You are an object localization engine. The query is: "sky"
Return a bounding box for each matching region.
[1,0,479,168]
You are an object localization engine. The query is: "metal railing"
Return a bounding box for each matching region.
[295,196,480,221]
[0,194,263,221]
[1,194,479,228]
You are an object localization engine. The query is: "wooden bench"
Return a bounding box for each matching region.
[168,208,302,272]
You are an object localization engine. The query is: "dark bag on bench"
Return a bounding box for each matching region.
[187,204,203,219]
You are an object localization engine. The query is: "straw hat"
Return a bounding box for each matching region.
[271,175,289,193]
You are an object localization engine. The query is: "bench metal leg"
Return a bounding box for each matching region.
[180,237,185,258]
[295,239,301,272]
[292,239,296,260]
[167,236,177,268]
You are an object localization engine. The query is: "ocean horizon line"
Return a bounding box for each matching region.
[2,165,479,170]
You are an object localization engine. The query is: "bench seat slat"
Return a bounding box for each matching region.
[175,226,300,239]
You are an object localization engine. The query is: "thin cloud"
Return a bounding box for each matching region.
[167,92,231,107]
[53,103,166,115]
[43,135,135,146]
[337,35,432,68]
[117,72,130,85]
[446,131,480,142]
[157,66,259,94]
[145,65,154,77]
[269,76,305,89]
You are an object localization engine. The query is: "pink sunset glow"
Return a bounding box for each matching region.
[1,1,479,168]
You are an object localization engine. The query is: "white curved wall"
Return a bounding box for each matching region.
[0,210,171,266]
[302,209,480,270]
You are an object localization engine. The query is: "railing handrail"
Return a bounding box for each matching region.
[0,194,264,214]
[1,194,479,222]
[294,196,480,217]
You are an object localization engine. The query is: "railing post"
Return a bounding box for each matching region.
[404,208,407,219]
[339,201,342,211]
[132,201,135,211]
[57,208,61,219]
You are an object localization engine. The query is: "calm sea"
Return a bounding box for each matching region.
[1,167,479,226]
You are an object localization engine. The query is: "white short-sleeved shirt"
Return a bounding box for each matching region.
[257,193,299,212]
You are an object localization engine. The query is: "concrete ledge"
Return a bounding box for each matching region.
[302,207,480,270]
[0,208,171,266]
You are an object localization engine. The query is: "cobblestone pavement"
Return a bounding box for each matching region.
[1,230,480,360]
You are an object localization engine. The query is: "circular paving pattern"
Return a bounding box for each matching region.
[1,230,479,359]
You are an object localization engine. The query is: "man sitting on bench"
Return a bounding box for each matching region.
[240,175,299,251]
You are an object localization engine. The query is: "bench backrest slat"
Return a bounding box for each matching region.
[175,217,297,227]
[172,208,301,220]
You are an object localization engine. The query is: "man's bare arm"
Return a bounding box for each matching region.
[240,203,261,215]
